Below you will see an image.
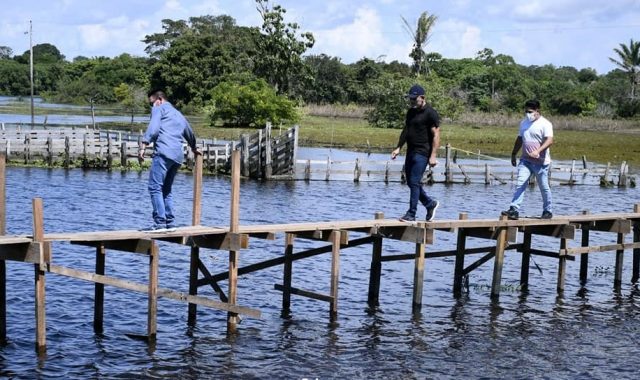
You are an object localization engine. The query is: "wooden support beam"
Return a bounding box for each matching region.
[530,248,575,260]
[282,233,294,316]
[147,242,159,341]
[522,224,575,239]
[580,210,590,286]
[227,150,240,333]
[560,242,640,256]
[0,241,44,263]
[47,264,259,317]
[557,238,567,293]
[463,251,495,276]
[192,153,203,226]
[189,233,248,250]
[197,260,227,302]
[453,213,468,298]
[367,212,384,308]
[465,226,518,242]
[614,233,625,290]
[274,284,333,303]
[491,215,508,299]
[412,241,426,313]
[590,219,631,234]
[32,198,46,355]
[1,153,5,342]
[520,231,532,291]
[377,225,433,244]
[329,230,341,320]
[71,239,152,254]
[93,244,105,334]
[188,246,199,325]
[633,204,640,284]
[296,229,349,244]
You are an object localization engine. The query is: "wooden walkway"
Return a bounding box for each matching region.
[1,152,640,355]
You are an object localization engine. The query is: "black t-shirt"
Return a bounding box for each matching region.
[396,105,440,157]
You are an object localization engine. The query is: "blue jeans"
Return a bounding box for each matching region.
[404,152,435,218]
[510,160,552,213]
[148,154,181,227]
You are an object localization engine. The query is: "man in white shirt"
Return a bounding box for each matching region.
[502,100,554,219]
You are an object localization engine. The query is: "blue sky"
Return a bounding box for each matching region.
[2,0,639,75]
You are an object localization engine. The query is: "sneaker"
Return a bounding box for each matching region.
[399,214,416,222]
[501,206,519,220]
[139,224,164,232]
[425,200,439,222]
[541,211,553,219]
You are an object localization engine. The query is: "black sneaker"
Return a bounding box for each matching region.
[501,206,519,220]
[399,214,416,222]
[541,211,553,219]
[425,200,439,221]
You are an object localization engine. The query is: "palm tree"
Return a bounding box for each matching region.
[609,39,640,98]
[401,11,438,77]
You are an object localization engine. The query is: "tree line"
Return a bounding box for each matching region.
[0,1,638,129]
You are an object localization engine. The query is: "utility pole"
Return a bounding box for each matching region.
[29,20,34,127]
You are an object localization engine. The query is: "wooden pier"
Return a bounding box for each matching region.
[1,151,640,354]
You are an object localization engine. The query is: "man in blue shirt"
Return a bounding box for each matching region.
[138,89,198,231]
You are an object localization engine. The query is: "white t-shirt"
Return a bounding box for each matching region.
[519,115,553,165]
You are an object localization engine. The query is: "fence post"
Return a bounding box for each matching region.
[64,136,70,168]
[384,161,390,184]
[582,155,588,169]
[325,156,331,181]
[264,123,272,180]
[24,134,30,165]
[445,144,452,183]
[484,163,491,185]
[569,159,575,185]
[120,141,127,168]
[354,158,361,182]
[304,159,311,181]
[46,136,53,167]
[618,161,627,187]
[106,133,113,170]
[241,134,250,177]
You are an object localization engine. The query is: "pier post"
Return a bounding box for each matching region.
[491,215,509,299]
[444,144,452,184]
[520,231,532,291]
[282,233,294,316]
[93,244,105,334]
[633,204,640,284]
[0,153,6,343]
[147,242,159,341]
[330,230,341,320]
[32,198,46,354]
[557,238,567,293]
[188,154,203,324]
[412,240,426,313]
[227,150,241,333]
[580,210,591,285]
[367,212,384,307]
[614,232,625,291]
[453,213,468,298]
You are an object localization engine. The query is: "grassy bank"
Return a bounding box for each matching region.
[196,114,640,171]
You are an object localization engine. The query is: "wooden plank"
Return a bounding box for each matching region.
[192,154,203,225]
[614,233,625,290]
[282,233,294,315]
[579,210,591,286]
[274,284,333,303]
[330,230,340,320]
[296,229,349,244]
[32,198,46,354]
[228,150,241,331]
[557,238,567,292]
[71,239,152,254]
[453,213,468,298]
[491,215,508,299]
[522,224,575,239]
[189,233,249,250]
[377,225,433,244]
[367,212,384,307]
[147,243,158,340]
[188,246,199,325]
[466,226,518,242]
[0,242,44,263]
[94,244,105,334]
[412,242,426,313]
[589,219,632,234]
[520,231,532,291]
[560,241,640,255]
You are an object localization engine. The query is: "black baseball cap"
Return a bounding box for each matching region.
[407,84,425,99]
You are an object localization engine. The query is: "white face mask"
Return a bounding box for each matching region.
[525,111,536,122]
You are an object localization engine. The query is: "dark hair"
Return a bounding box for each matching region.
[148,89,167,100]
[524,99,540,110]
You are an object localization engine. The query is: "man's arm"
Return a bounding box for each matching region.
[511,136,523,166]
[528,136,553,159]
[391,124,408,160]
[428,126,440,167]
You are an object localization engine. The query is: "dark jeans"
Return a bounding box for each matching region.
[148,154,181,228]
[404,152,435,218]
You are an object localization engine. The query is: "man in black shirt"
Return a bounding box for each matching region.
[391,84,441,222]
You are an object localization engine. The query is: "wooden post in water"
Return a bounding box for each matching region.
[491,215,508,299]
[24,134,30,165]
[412,236,426,313]
[354,158,361,182]
[241,135,249,177]
[367,212,384,307]
[188,154,203,325]
[281,233,295,316]
[569,159,575,185]
[147,242,159,341]
[582,155,588,169]
[64,136,70,168]
[329,230,341,320]
[120,141,127,168]
[453,213,468,298]
[614,232,625,291]
[227,150,241,333]
[557,238,567,293]
[325,157,331,181]
[0,154,6,343]
[444,144,452,184]
[520,231,532,291]
[633,204,640,284]
[484,164,491,185]
[580,210,591,286]
[618,161,627,187]
[264,123,272,180]
[32,198,46,354]
[94,243,105,334]
[46,136,53,167]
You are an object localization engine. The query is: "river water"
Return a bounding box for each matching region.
[1,165,639,379]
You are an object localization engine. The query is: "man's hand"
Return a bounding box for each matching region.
[391,147,400,160]
[528,150,540,159]
[429,157,438,167]
[138,148,145,164]
[511,154,517,167]
[193,147,202,156]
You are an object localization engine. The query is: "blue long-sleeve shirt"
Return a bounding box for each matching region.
[142,102,196,164]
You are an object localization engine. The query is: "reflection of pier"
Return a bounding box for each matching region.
[1,151,640,355]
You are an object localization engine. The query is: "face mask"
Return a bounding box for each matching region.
[525,112,536,122]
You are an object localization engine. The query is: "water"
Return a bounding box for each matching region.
[1,166,639,379]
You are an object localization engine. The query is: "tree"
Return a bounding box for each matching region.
[609,39,640,98]
[205,77,299,127]
[254,0,315,96]
[15,43,65,64]
[114,83,147,124]
[401,11,438,76]
[0,46,13,60]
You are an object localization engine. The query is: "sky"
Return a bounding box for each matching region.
[1,0,640,75]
